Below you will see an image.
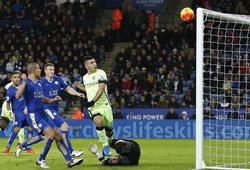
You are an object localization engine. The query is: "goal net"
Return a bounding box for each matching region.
[196,8,250,170]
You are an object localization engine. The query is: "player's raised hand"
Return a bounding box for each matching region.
[21,74,27,82]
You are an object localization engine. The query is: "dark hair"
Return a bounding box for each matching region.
[11,70,21,76]
[83,56,94,64]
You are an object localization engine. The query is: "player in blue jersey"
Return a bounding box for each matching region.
[41,63,84,157]
[4,71,34,154]
[15,62,83,168]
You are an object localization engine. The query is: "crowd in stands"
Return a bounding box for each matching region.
[0,0,249,119]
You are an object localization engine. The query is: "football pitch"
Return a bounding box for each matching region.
[0,138,196,170]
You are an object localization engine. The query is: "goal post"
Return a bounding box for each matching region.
[196,7,250,170]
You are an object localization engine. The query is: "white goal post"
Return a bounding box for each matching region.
[196,7,250,170]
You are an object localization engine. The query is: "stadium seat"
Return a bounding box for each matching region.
[178,93,185,101]
[183,87,189,93]
[186,80,193,87]
[190,74,196,81]
[182,80,188,87]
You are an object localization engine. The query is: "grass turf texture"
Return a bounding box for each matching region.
[0,138,196,170]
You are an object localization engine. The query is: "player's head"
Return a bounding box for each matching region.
[83,56,97,73]
[27,62,41,78]
[11,71,21,86]
[44,63,55,77]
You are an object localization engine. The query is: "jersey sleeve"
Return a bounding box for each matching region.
[98,70,107,84]
[6,88,13,103]
[60,77,69,89]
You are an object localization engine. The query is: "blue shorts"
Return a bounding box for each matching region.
[45,108,65,128]
[13,111,31,128]
[28,111,57,134]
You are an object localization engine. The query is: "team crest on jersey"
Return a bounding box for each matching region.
[100,76,105,81]
[14,121,18,125]
[38,123,42,128]
[92,76,95,80]
[53,112,56,115]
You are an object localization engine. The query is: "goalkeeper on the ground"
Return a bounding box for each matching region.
[89,138,141,166]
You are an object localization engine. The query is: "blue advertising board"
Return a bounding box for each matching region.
[133,0,167,13]
[1,120,250,139]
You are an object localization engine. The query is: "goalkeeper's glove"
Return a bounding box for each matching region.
[83,100,95,108]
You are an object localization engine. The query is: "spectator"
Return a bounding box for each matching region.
[131,78,141,94]
[182,90,195,108]
[207,97,219,109]
[72,107,85,120]
[192,111,196,119]
[165,107,178,119]
[46,50,57,64]
[113,107,124,119]
[112,7,123,42]
[6,58,15,73]
[169,75,183,94]
[227,107,239,119]
[156,95,168,108]
[149,99,157,108]
[245,106,250,119]
[121,73,132,91]
[168,96,180,108]
[110,96,119,110]
[203,106,215,119]
[220,98,230,108]
[119,97,128,109]
[180,111,189,120]
[137,95,149,108]
[128,96,138,108]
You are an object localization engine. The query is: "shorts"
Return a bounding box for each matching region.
[1,100,13,121]
[45,108,65,128]
[28,111,57,134]
[13,111,31,128]
[88,105,113,128]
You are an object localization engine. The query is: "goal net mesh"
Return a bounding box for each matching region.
[199,9,250,169]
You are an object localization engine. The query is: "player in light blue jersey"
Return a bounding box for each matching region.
[4,71,34,154]
[41,63,84,157]
[74,56,114,159]
[15,62,83,168]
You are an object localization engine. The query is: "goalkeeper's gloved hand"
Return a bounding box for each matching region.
[83,100,95,108]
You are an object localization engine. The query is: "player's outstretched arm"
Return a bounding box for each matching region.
[65,86,85,98]
[16,74,27,99]
[42,95,62,103]
[73,82,86,92]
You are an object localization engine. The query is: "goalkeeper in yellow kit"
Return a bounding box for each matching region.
[74,56,113,158]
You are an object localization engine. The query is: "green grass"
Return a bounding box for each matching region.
[0,138,196,170]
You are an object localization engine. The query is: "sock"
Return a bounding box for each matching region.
[61,130,73,153]
[39,138,54,161]
[22,134,44,148]
[6,131,18,148]
[56,139,71,162]
[18,128,25,144]
[106,132,113,146]
[96,126,108,147]
[26,129,33,150]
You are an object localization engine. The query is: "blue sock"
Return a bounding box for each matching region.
[56,139,71,162]
[6,131,18,148]
[39,138,54,161]
[25,129,33,150]
[22,135,43,149]
[62,130,73,153]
